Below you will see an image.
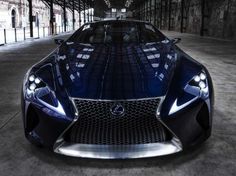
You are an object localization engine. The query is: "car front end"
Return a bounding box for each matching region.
[21,20,214,159]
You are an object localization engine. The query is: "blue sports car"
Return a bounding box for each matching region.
[21,20,214,159]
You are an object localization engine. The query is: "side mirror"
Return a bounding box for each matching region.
[171,38,181,44]
[54,39,64,45]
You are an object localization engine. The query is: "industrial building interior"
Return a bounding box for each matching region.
[0,0,236,175]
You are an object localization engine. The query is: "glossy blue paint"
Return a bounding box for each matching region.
[55,42,177,99]
[21,20,214,154]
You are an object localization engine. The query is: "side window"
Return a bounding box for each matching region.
[89,25,105,43]
[144,24,156,33]
[140,24,164,42]
[69,24,94,43]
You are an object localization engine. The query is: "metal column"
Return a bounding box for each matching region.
[200,0,205,36]
[168,0,172,30]
[149,0,152,23]
[72,0,75,30]
[83,0,86,23]
[147,0,152,22]
[91,0,94,22]
[50,0,54,35]
[28,0,33,37]
[87,0,89,22]
[160,0,163,29]
[88,2,90,22]
[146,0,148,21]
[138,4,141,20]
[144,2,146,21]
[79,0,81,27]
[180,0,184,33]
[63,0,67,32]
[154,0,157,26]
[142,2,144,21]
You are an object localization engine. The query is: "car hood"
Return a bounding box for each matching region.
[54,42,178,100]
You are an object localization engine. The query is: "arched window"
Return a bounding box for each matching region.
[11,9,16,28]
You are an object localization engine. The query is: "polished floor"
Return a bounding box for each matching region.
[0,31,235,176]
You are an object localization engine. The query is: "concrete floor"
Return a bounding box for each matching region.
[0,31,236,176]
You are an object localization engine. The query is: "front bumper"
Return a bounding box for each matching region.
[22,95,211,159]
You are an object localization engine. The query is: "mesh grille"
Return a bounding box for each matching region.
[66,98,170,145]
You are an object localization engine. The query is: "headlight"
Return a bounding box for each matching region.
[169,71,209,115]
[29,75,35,82]
[188,71,209,96]
[25,74,66,116]
[27,74,46,91]
[199,81,206,89]
[189,72,207,89]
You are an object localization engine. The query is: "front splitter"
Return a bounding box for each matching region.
[54,141,182,159]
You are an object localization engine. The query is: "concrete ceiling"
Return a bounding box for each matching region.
[109,0,127,8]
[41,0,141,19]
[41,0,140,12]
[42,0,93,12]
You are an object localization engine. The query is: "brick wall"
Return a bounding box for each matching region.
[136,0,236,40]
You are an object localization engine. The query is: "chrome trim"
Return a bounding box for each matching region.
[156,96,166,116]
[156,96,183,150]
[71,96,164,102]
[110,104,125,116]
[168,97,198,115]
[54,142,182,159]
[53,97,79,150]
[156,118,183,150]
[70,96,79,117]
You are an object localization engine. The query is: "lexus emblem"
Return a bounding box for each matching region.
[110,104,125,116]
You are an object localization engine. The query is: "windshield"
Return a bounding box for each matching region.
[69,21,165,44]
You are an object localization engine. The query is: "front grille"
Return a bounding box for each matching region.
[65,98,171,145]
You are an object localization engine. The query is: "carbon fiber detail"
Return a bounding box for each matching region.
[66,98,170,145]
